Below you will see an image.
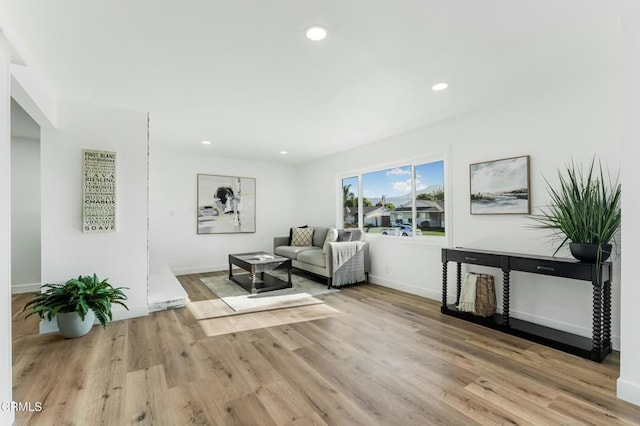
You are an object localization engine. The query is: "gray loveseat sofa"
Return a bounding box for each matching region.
[273,227,370,288]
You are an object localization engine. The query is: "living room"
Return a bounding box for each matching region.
[2,1,640,424]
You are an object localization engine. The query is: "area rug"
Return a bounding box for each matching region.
[195,270,338,319]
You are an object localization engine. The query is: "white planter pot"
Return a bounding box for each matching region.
[56,310,95,338]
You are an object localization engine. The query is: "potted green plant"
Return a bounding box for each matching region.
[530,158,621,263]
[23,274,129,338]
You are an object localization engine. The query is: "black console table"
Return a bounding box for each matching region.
[441,248,612,362]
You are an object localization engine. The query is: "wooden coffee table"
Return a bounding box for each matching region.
[228,252,292,294]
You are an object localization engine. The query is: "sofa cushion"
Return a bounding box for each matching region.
[349,229,364,241]
[292,227,314,246]
[322,228,338,253]
[297,248,326,268]
[337,230,353,242]
[312,227,329,247]
[275,245,315,259]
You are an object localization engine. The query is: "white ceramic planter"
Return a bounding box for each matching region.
[56,310,95,338]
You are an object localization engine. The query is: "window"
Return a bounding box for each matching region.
[339,159,446,238]
[341,176,359,229]
[415,161,445,236]
[362,166,411,234]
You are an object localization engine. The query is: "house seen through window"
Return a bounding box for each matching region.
[340,160,445,237]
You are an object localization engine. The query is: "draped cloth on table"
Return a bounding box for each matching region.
[457,272,496,317]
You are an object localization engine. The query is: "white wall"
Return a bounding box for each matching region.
[10,136,40,293]
[40,100,149,332]
[617,0,640,406]
[295,65,622,348]
[149,147,297,274]
[0,45,14,426]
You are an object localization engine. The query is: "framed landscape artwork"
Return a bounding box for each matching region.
[197,174,256,234]
[470,155,530,214]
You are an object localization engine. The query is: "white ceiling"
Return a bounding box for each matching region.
[2,0,621,164]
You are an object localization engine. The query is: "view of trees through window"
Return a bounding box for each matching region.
[341,160,445,237]
[341,176,359,229]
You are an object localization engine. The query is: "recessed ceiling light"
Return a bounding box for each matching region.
[280,151,288,155]
[202,140,212,145]
[432,83,449,91]
[305,25,327,41]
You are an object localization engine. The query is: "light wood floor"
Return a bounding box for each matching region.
[11,272,640,425]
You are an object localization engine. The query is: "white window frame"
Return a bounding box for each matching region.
[337,175,362,230]
[336,151,451,247]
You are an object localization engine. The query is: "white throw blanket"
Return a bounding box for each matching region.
[457,272,477,313]
[329,241,365,286]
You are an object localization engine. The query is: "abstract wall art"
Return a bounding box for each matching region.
[197,174,256,234]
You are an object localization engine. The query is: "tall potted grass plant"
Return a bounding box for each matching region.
[530,158,621,263]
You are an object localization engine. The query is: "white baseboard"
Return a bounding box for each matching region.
[11,283,40,294]
[368,274,620,351]
[506,308,620,351]
[172,264,227,276]
[368,274,455,301]
[618,378,640,406]
[39,304,149,334]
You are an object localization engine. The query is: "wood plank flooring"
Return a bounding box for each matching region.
[11,271,640,425]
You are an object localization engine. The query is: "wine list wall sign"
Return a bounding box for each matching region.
[82,149,117,232]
